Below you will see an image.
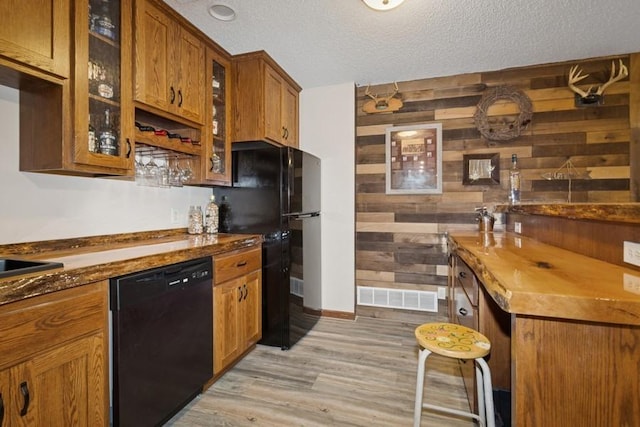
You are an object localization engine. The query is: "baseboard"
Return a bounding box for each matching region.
[307,307,355,320]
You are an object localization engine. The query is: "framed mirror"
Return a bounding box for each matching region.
[463,153,500,185]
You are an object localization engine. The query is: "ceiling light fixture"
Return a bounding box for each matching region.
[362,0,405,11]
[208,4,236,21]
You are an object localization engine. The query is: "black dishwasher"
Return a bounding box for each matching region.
[110,257,213,427]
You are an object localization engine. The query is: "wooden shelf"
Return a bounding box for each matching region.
[89,93,120,108]
[134,130,201,156]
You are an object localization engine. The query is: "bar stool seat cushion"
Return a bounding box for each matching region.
[415,322,491,359]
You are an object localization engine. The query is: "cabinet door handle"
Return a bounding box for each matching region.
[243,284,248,301]
[178,89,183,107]
[238,286,242,302]
[170,87,176,104]
[236,261,247,267]
[459,307,468,316]
[126,138,132,159]
[19,381,30,417]
[459,271,467,279]
[0,392,4,425]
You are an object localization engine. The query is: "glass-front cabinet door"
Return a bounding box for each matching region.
[74,0,133,173]
[203,45,231,185]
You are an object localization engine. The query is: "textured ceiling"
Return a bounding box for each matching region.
[165,0,640,90]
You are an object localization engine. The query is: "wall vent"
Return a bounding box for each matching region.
[290,277,303,297]
[357,286,438,312]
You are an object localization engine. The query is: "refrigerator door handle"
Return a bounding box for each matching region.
[283,212,320,219]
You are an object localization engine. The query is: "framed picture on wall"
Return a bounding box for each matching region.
[385,123,443,194]
[462,153,500,185]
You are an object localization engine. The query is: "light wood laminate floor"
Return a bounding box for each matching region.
[167,315,474,426]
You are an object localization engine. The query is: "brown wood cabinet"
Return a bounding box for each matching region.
[0,281,108,426]
[0,0,70,79]
[134,0,205,125]
[202,44,232,185]
[449,253,511,416]
[233,51,301,147]
[449,254,478,406]
[19,0,134,176]
[213,247,262,375]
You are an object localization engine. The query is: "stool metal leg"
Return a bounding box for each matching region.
[476,357,495,427]
[476,363,486,427]
[414,348,491,426]
[413,347,430,427]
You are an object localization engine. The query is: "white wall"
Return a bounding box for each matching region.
[0,85,212,244]
[299,82,355,314]
[1,82,357,314]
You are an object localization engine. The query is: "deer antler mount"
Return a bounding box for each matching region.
[568,59,628,107]
[362,82,403,114]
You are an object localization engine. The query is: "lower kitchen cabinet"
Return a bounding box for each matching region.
[213,247,262,375]
[0,281,108,426]
[449,253,478,409]
[449,253,511,412]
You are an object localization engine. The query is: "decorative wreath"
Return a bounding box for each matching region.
[473,85,533,141]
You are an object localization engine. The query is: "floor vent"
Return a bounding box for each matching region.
[357,286,438,312]
[290,277,303,297]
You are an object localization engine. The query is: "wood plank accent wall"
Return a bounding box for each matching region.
[355,53,635,317]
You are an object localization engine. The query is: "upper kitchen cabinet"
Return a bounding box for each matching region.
[0,0,70,80]
[202,44,232,185]
[20,0,134,175]
[233,51,301,148]
[133,0,205,125]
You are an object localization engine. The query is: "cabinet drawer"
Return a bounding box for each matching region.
[0,281,107,369]
[454,285,477,331]
[455,260,478,306]
[214,247,261,284]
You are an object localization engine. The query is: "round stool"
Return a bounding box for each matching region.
[413,322,495,427]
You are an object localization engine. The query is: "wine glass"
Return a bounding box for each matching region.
[144,155,159,187]
[180,157,193,184]
[169,156,183,187]
[135,155,145,185]
[156,157,170,188]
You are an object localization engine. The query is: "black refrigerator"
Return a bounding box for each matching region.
[212,142,321,349]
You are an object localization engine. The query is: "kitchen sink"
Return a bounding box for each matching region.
[0,258,64,279]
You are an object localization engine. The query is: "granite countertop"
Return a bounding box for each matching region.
[449,232,640,326]
[0,229,262,306]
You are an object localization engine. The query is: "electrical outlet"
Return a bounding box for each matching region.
[170,208,180,224]
[514,222,522,234]
[623,241,640,267]
[623,273,640,295]
[437,287,447,299]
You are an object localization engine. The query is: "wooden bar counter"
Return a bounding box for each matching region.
[449,231,640,427]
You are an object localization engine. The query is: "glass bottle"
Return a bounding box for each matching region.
[188,205,204,234]
[509,154,521,205]
[204,195,219,234]
[96,0,116,40]
[97,62,114,99]
[88,115,97,153]
[219,196,232,233]
[212,75,221,99]
[212,104,218,136]
[211,152,221,174]
[98,109,118,155]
